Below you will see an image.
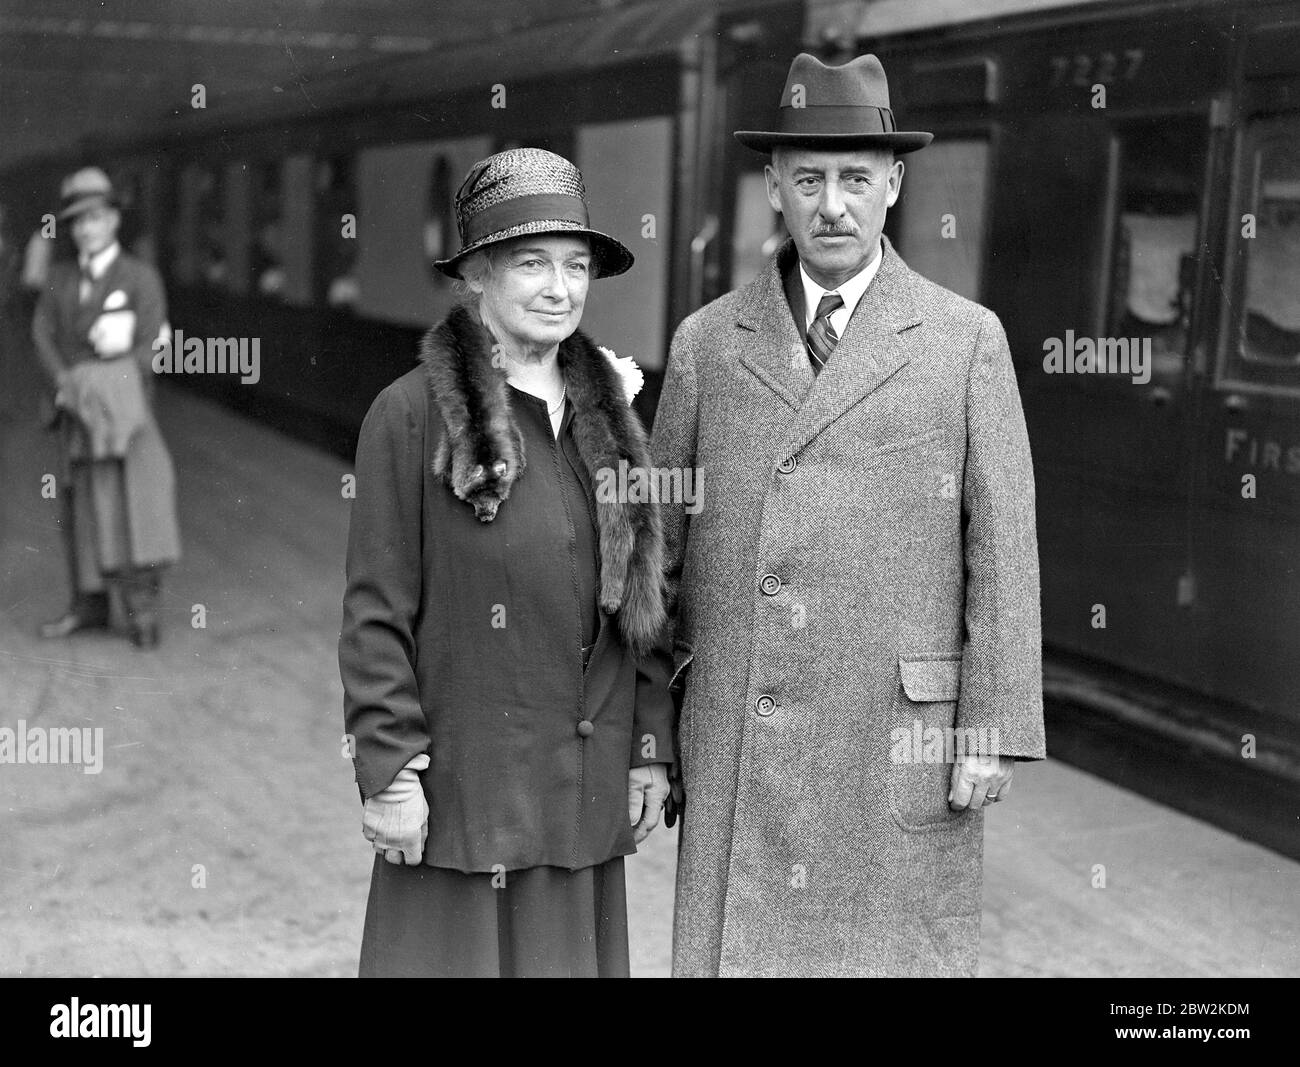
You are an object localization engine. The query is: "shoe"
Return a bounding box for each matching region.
[39,611,109,639]
[129,618,160,649]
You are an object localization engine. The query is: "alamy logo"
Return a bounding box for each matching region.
[0,720,103,774]
[50,999,151,1047]
[1042,331,1151,384]
[152,329,261,384]
[594,460,703,514]
[890,723,1000,763]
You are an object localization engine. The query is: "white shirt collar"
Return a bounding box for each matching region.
[80,242,120,279]
[798,239,883,333]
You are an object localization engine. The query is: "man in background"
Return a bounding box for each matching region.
[32,166,180,648]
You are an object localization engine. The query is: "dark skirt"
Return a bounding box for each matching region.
[358,856,630,978]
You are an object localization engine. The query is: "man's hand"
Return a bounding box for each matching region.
[948,753,1014,811]
[362,755,430,865]
[628,763,670,843]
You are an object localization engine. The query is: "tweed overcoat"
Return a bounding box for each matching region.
[650,236,1046,977]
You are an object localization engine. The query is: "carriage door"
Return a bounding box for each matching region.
[1193,34,1300,718]
[989,102,1207,683]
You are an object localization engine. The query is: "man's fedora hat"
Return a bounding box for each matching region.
[434,147,634,279]
[735,53,932,154]
[58,166,119,221]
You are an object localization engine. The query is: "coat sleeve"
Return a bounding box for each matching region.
[651,319,701,647]
[630,661,675,769]
[125,260,167,377]
[957,309,1047,761]
[339,383,433,800]
[647,319,702,740]
[31,279,65,385]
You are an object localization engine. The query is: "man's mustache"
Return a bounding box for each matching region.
[810,224,859,237]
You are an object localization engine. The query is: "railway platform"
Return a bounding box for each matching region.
[1,349,1297,978]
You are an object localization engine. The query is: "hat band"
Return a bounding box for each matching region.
[462,193,589,246]
[776,104,897,135]
[62,192,112,207]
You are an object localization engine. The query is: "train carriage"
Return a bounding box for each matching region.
[808,0,1300,857]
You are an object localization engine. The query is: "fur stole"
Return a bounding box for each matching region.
[418,304,665,657]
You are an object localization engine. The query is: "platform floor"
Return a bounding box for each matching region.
[1,340,1297,977]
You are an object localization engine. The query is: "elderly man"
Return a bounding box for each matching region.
[32,167,180,648]
[652,53,1046,977]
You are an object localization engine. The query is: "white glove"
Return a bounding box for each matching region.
[628,763,670,844]
[362,753,430,865]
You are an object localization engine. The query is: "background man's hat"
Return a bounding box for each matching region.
[434,148,633,279]
[58,166,118,221]
[735,53,932,154]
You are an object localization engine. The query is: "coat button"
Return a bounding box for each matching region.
[576,719,594,737]
[777,455,797,474]
[760,573,781,596]
[755,695,776,717]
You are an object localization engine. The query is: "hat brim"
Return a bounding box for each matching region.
[435,220,634,279]
[734,130,933,154]
[58,193,117,221]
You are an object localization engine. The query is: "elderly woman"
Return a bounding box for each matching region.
[339,148,674,978]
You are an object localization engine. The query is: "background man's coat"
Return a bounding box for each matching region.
[651,236,1046,977]
[32,251,180,581]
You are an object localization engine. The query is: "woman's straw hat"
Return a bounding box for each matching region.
[434,148,633,279]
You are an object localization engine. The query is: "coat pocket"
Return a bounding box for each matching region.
[887,654,970,833]
[851,426,944,471]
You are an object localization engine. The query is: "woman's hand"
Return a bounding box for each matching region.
[362,754,430,865]
[628,763,671,844]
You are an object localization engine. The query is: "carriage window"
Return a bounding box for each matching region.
[316,153,360,307]
[251,160,285,299]
[1105,120,1203,373]
[113,167,152,262]
[1225,116,1300,391]
[493,131,575,161]
[731,170,784,290]
[174,164,225,287]
[895,139,988,302]
[423,155,454,290]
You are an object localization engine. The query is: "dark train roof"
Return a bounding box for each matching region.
[0,0,747,172]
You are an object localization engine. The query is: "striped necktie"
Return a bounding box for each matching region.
[807,292,844,375]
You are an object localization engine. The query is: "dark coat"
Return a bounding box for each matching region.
[339,304,675,873]
[32,249,180,569]
[651,237,1046,977]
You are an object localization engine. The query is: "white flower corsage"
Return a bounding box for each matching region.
[597,346,644,405]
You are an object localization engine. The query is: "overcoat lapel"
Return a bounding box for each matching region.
[736,236,921,456]
[736,244,814,411]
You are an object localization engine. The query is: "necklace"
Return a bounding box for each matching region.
[547,386,567,416]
